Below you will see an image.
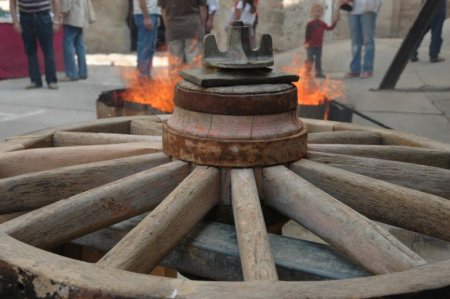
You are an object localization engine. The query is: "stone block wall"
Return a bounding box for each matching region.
[84,0,130,53]
[81,0,449,54]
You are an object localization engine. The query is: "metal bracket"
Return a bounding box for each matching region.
[203,21,274,69]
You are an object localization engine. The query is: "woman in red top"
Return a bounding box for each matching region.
[304,4,340,78]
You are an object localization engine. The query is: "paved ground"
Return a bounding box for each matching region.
[1,23,449,144]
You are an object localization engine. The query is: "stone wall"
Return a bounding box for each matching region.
[84,0,130,53]
[82,0,449,54]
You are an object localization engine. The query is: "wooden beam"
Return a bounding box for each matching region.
[0,142,163,178]
[231,169,278,281]
[97,166,220,273]
[308,131,381,145]
[0,153,171,213]
[53,131,162,147]
[308,144,450,168]
[74,222,369,281]
[263,165,426,274]
[0,161,191,249]
[307,151,450,199]
[379,0,442,90]
[290,159,450,241]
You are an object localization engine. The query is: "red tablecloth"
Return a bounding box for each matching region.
[0,23,64,80]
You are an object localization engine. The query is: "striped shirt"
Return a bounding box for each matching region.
[18,0,52,13]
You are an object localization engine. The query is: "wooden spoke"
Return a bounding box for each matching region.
[290,159,450,241]
[130,118,164,136]
[230,169,278,281]
[97,166,220,273]
[308,144,450,168]
[0,161,191,249]
[0,142,24,153]
[0,212,27,224]
[0,153,171,213]
[308,131,381,145]
[0,142,163,179]
[53,131,162,146]
[263,165,426,274]
[307,151,450,199]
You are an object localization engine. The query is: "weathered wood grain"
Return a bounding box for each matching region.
[0,142,163,178]
[307,151,450,199]
[0,152,171,213]
[130,119,164,136]
[290,159,450,241]
[308,131,382,145]
[97,166,220,273]
[75,222,369,281]
[263,165,426,274]
[0,211,27,224]
[53,131,162,146]
[0,161,191,249]
[231,169,278,281]
[308,144,450,168]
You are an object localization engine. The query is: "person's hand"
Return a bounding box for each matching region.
[304,42,309,49]
[144,16,153,31]
[13,21,22,33]
[53,20,61,32]
[206,17,214,33]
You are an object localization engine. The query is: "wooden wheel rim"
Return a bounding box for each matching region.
[1,115,449,298]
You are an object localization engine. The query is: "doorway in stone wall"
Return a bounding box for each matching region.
[324,0,333,25]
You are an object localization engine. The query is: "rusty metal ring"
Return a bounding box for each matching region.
[174,83,298,116]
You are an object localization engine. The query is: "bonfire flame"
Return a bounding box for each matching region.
[122,55,202,113]
[283,58,345,106]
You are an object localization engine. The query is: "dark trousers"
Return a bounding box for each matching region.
[20,12,57,86]
[412,12,446,59]
[306,47,323,75]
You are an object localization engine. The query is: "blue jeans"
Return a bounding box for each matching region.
[348,12,377,73]
[134,14,159,77]
[306,47,323,75]
[412,12,446,59]
[63,25,87,79]
[20,12,57,85]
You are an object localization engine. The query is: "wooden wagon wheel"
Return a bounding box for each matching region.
[0,115,449,298]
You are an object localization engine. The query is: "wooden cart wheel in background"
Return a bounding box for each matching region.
[0,115,449,298]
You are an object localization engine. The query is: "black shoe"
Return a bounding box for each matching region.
[79,76,88,80]
[430,56,445,63]
[410,56,418,62]
[315,73,326,79]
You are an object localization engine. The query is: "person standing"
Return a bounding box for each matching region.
[341,0,383,79]
[133,0,160,78]
[234,0,257,47]
[304,4,340,78]
[411,0,447,63]
[60,0,93,81]
[9,0,61,89]
[157,0,207,66]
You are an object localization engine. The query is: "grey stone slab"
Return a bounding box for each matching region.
[427,92,450,118]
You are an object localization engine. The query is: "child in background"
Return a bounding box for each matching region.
[305,4,340,78]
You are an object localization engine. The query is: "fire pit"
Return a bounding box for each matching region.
[0,22,450,298]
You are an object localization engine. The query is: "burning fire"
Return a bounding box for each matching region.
[122,54,202,113]
[283,58,345,106]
